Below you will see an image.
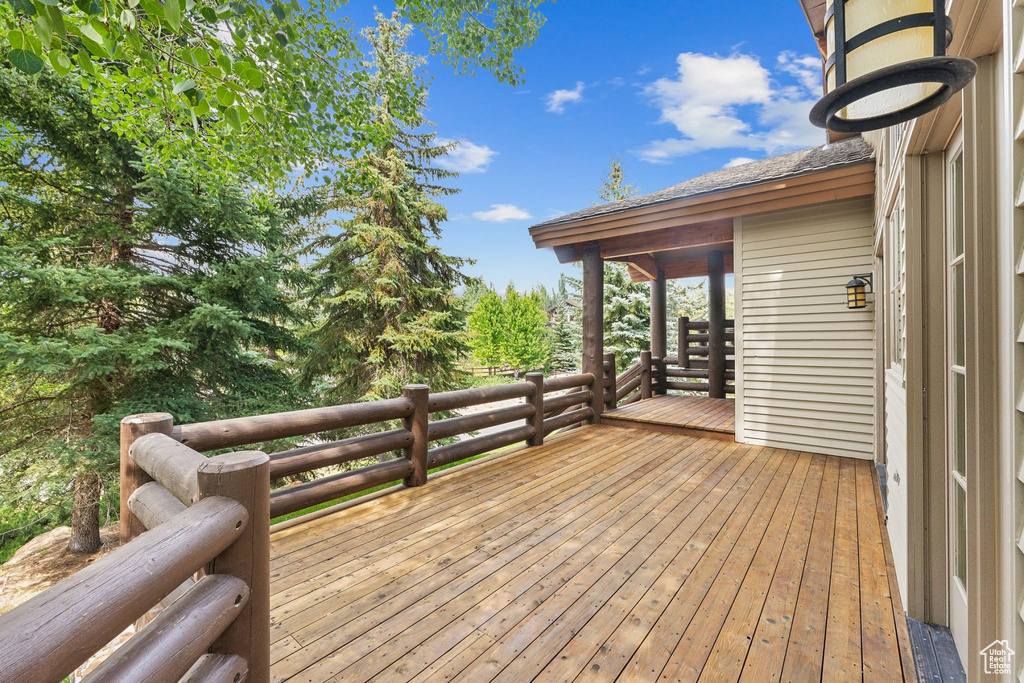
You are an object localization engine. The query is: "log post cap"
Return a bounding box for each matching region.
[525,372,543,379]
[403,384,430,393]
[199,450,270,475]
[121,412,174,427]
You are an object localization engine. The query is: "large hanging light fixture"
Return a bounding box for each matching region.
[810,0,976,133]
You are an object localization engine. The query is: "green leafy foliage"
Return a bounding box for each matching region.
[467,284,548,376]
[0,0,548,187]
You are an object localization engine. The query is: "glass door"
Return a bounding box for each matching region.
[945,133,968,662]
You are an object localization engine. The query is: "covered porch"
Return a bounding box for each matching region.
[529,138,879,462]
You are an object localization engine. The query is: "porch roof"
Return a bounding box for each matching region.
[529,137,875,282]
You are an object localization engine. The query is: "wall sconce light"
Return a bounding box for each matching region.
[810,0,976,133]
[846,274,873,309]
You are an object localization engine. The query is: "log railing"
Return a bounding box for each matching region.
[675,316,736,395]
[0,370,602,682]
[0,421,268,682]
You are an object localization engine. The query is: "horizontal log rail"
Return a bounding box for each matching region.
[83,575,249,683]
[175,398,415,452]
[269,457,414,518]
[543,372,596,392]
[616,374,642,401]
[2,366,611,681]
[428,424,536,469]
[428,383,535,413]
[268,428,413,479]
[0,497,249,682]
[427,403,535,442]
[544,390,592,417]
[543,407,595,436]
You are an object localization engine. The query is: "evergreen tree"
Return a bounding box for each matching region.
[595,158,649,369]
[303,14,471,401]
[598,156,639,203]
[546,274,581,372]
[604,264,650,369]
[548,309,580,373]
[0,68,306,552]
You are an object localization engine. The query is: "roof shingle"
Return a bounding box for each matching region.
[530,137,874,230]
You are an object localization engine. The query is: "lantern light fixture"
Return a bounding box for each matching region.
[810,0,976,133]
[846,274,873,309]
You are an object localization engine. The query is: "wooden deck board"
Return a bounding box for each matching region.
[268,425,912,682]
[604,395,737,437]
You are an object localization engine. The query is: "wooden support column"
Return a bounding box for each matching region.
[196,450,271,682]
[525,372,544,447]
[119,413,174,546]
[402,384,429,486]
[708,250,727,398]
[650,269,667,362]
[582,243,604,423]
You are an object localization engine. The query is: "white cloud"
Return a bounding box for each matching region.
[436,138,497,174]
[636,51,825,163]
[545,81,585,114]
[777,51,823,96]
[473,204,533,222]
[724,157,756,168]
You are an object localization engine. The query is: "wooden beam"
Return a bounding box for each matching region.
[708,250,726,399]
[624,254,660,280]
[630,253,735,282]
[582,243,604,423]
[599,219,733,259]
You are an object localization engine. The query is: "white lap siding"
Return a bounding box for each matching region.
[735,197,876,460]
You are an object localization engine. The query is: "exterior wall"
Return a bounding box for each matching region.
[1003,1,1024,676]
[734,197,876,460]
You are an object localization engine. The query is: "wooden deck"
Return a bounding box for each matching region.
[267,426,914,682]
[604,395,736,438]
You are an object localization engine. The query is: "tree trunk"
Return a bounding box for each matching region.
[67,471,103,553]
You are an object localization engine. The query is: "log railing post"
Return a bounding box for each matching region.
[654,357,667,396]
[526,372,544,447]
[120,413,174,546]
[678,316,690,369]
[196,450,271,682]
[603,353,617,410]
[640,350,653,400]
[402,384,429,486]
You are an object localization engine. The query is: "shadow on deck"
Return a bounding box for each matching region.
[267,425,915,682]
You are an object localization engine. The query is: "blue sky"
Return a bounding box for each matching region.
[349,1,827,291]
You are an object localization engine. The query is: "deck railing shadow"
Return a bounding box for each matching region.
[0,371,602,683]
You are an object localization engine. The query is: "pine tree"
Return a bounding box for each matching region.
[546,274,581,372]
[598,157,639,203]
[0,68,306,553]
[303,14,471,401]
[604,264,651,369]
[595,158,649,370]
